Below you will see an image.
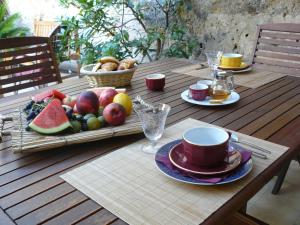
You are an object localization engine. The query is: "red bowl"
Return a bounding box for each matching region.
[189,84,208,101]
[145,74,165,91]
[182,127,230,167]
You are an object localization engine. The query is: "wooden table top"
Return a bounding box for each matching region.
[0,58,299,225]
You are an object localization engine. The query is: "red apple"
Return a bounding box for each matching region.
[103,103,126,126]
[76,91,99,115]
[99,89,118,107]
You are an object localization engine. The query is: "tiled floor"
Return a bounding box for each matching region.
[248,160,300,225]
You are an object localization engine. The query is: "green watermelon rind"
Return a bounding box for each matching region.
[29,120,72,134]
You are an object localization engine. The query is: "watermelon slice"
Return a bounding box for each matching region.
[32,89,66,102]
[29,99,71,134]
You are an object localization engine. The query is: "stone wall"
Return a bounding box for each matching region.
[185,0,300,61]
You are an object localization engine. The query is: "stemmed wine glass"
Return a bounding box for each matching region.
[134,99,170,154]
[205,51,223,77]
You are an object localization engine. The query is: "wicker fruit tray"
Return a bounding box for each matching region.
[0,109,142,153]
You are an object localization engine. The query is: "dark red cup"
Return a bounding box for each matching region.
[145,74,165,91]
[189,84,208,101]
[182,127,230,167]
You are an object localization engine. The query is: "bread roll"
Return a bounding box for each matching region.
[101,62,118,71]
[99,56,120,65]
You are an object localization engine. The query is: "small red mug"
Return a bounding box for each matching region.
[189,84,208,101]
[182,127,230,167]
[145,74,165,91]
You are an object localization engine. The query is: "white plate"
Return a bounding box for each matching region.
[181,90,240,106]
[220,66,253,74]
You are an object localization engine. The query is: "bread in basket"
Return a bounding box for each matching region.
[80,57,137,87]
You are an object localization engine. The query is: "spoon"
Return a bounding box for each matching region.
[230,133,271,154]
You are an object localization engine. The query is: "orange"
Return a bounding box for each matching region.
[113,93,132,116]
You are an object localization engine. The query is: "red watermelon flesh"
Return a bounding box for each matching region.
[29,99,71,134]
[32,89,66,102]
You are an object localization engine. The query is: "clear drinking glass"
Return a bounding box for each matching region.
[134,103,171,154]
[205,51,223,77]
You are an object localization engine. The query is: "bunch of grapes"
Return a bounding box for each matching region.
[23,100,48,130]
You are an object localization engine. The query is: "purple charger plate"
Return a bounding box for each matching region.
[155,139,253,185]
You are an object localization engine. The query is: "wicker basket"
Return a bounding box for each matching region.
[81,64,136,87]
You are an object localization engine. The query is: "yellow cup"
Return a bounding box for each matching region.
[220,53,242,68]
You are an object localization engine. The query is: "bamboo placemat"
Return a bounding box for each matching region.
[61,118,288,225]
[172,65,286,89]
[1,109,142,153]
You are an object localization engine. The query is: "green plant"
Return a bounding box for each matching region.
[0,3,29,38]
[58,0,199,64]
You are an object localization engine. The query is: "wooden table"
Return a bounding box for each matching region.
[0,58,299,225]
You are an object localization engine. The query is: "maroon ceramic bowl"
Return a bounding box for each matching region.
[145,74,165,91]
[182,127,230,167]
[189,84,208,101]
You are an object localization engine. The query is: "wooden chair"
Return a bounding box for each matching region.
[0,36,62,96]
[251,23,300,194]
[34,19,59,37]
[251,23,300,77]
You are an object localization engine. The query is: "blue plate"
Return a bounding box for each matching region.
[155,140,253,186]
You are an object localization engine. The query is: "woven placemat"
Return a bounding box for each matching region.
[61,118,288,225]
[171,65,286,89]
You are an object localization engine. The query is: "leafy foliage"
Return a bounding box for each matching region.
[58,0,199,64]
[0,3,29,38]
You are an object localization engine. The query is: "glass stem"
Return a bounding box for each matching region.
[151,140,156,149]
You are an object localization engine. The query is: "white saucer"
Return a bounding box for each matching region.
[181,90,240,106]
[229,66,252,74]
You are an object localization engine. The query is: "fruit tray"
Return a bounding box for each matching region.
[0,109,142,153]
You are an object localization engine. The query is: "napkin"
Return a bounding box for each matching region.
[156,149,252,184]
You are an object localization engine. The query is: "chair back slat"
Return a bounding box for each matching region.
[0,45,50,59]
[0,36,61,96]
[0,37,52,50]
[0,52,51,68]
[260,31,300,40]
[0,61,53,76]
[1,68,55,85]
[259,23,300,33]
[251,23,300,77]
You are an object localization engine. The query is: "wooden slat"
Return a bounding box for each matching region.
[239,95,300,135]
[0,45,50,59]
[254,57,300,69]
[42,200,102,225]
[0,60,53,77]
[6,183,75,219]
[258,37,300,47]
[0,37,50,50]
[0,52,51,68]
[255,51,300,62]
[260,31,300,40]
[0,68,56,85]
[259,23,300,33]
[15,190,87,225]
[253,103,300,140]
[257,44,300,55]
[0,208,15,225]
[75,208,118,225]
